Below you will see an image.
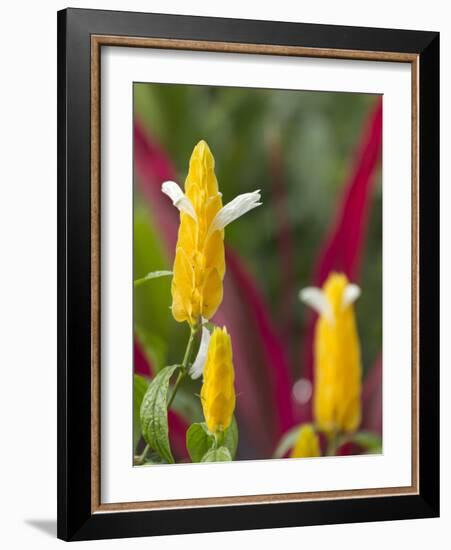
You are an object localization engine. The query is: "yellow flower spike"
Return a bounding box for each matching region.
[162,140,262,327]
[201,326,236,433]
[290,424,321,458]
[171,141,223,326]
[300,272,362,434]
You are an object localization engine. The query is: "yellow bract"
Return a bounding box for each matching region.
[201,327,236,433]
[313,273,362,433]
[290,424,321,458]
[171,140,225,326]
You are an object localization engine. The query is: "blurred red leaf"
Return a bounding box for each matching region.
[168,410,189,461]
[134,121,295,457]
[314,98,383,285]
[337,441,363,456]
[134,339,152,377]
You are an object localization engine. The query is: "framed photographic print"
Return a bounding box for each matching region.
[57,7,439,541]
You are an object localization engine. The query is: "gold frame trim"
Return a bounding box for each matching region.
[90,35,420,514]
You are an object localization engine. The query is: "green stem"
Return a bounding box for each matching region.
[213,430,224,449]
[135,444,150,465]
[166,326,199,410]
[182,327,198,370]
[326,430,338,456]
[167,370,185,409]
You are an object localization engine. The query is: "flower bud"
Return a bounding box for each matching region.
[201,326,236,433]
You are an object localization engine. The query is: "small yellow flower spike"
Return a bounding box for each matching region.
[201,326,236,433]
[312,273,362,433]
[290,424,321,458]
[171,140,225,326]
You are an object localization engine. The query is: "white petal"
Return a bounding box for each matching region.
[189,326,211,379]
[161,181,197,222]
[342,283,361,309]
[299,287,333,323]
[208,190,262,234]
[161,180,184,203]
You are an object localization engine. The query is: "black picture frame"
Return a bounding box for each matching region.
[57,7,439,541]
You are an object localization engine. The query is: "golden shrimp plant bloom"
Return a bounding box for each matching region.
[162,140,261,327]
[300,272,362,433]
[290,424,321,458]
[200,326,236,433]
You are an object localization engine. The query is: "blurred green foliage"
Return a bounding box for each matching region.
[134,83,382,376]
[133,206,171,371]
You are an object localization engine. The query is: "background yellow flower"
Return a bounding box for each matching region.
[302,273,362,433]
[290,424,321,458]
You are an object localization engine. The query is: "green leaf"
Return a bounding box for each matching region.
[186,417,238,463]
[351,431,382,454]
[222,416,239,459]
[171,387,203,425]
[273,424,304,458]
[134,270,173,288]
[144,450,168,465]
[186,423,215,463]
[140,365,179,464]
[133,374,150,452]
[201,446,232,463]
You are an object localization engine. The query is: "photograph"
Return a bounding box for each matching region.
[53,6,439,541]
[132,83,383,466]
